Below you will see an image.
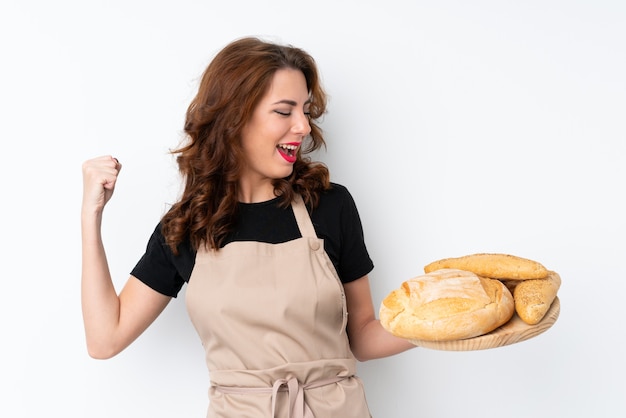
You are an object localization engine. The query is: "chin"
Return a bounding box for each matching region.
[274,166,295,179]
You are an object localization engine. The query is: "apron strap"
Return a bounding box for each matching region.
[215,375,349,418]
[291,194,317,238]
[291,193,349,333]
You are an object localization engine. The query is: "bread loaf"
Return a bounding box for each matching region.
[424,253,549,280]
[500,279,520,295]
[514,271,561,325]
[379,269,515,341]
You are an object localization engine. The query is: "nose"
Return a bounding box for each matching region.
[292,111,311,137]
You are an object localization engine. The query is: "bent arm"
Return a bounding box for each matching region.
[81,156,170,359]
[344,275,416,362]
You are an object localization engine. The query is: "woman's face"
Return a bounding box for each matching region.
[239,68,311,198]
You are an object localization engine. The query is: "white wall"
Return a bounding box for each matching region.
[1,1,624,417]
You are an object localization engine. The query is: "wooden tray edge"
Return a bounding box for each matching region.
[409,296,561,351]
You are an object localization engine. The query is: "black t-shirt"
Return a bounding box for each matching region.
[131,183,374,297]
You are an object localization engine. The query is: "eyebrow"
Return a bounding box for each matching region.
[271,99,312,106]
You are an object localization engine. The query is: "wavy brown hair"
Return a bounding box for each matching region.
[161,37,331,254]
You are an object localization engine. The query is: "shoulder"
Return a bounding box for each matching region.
[131,222,195,297]
[317,182,354,206]
[311,182,362,223]
[326,182,350,195]
[141,222,196,273]
[315,182,360,214]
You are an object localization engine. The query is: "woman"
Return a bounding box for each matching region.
[81,37,415,417]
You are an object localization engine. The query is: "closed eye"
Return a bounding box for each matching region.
[274,109,311,117]
[272,98,312,117]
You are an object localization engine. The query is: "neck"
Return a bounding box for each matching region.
[237,180,276,203]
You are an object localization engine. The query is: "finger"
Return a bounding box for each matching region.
[112,156,122,172]
[84,156,121,173]
[83,156,121,189]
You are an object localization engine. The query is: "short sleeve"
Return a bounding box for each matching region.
[335,186,374,283]
[311,184,374,283]
[131,223,190,298]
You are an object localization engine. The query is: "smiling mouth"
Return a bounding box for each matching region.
[277,143,299,162]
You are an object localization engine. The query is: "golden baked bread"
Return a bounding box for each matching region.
[379,269,515,341]
[513,271,561,325]
[424,253,549,280]
[500,279,520,294]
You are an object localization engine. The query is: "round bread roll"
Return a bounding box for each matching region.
[380,269,515,341]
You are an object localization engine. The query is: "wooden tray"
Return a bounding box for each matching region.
[409,297,560,351]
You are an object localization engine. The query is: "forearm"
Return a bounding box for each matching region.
[349,318,416,362]
[344,275,417,361]
[81,209,122,356]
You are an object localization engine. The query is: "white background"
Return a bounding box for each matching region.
[1,1,624,417]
